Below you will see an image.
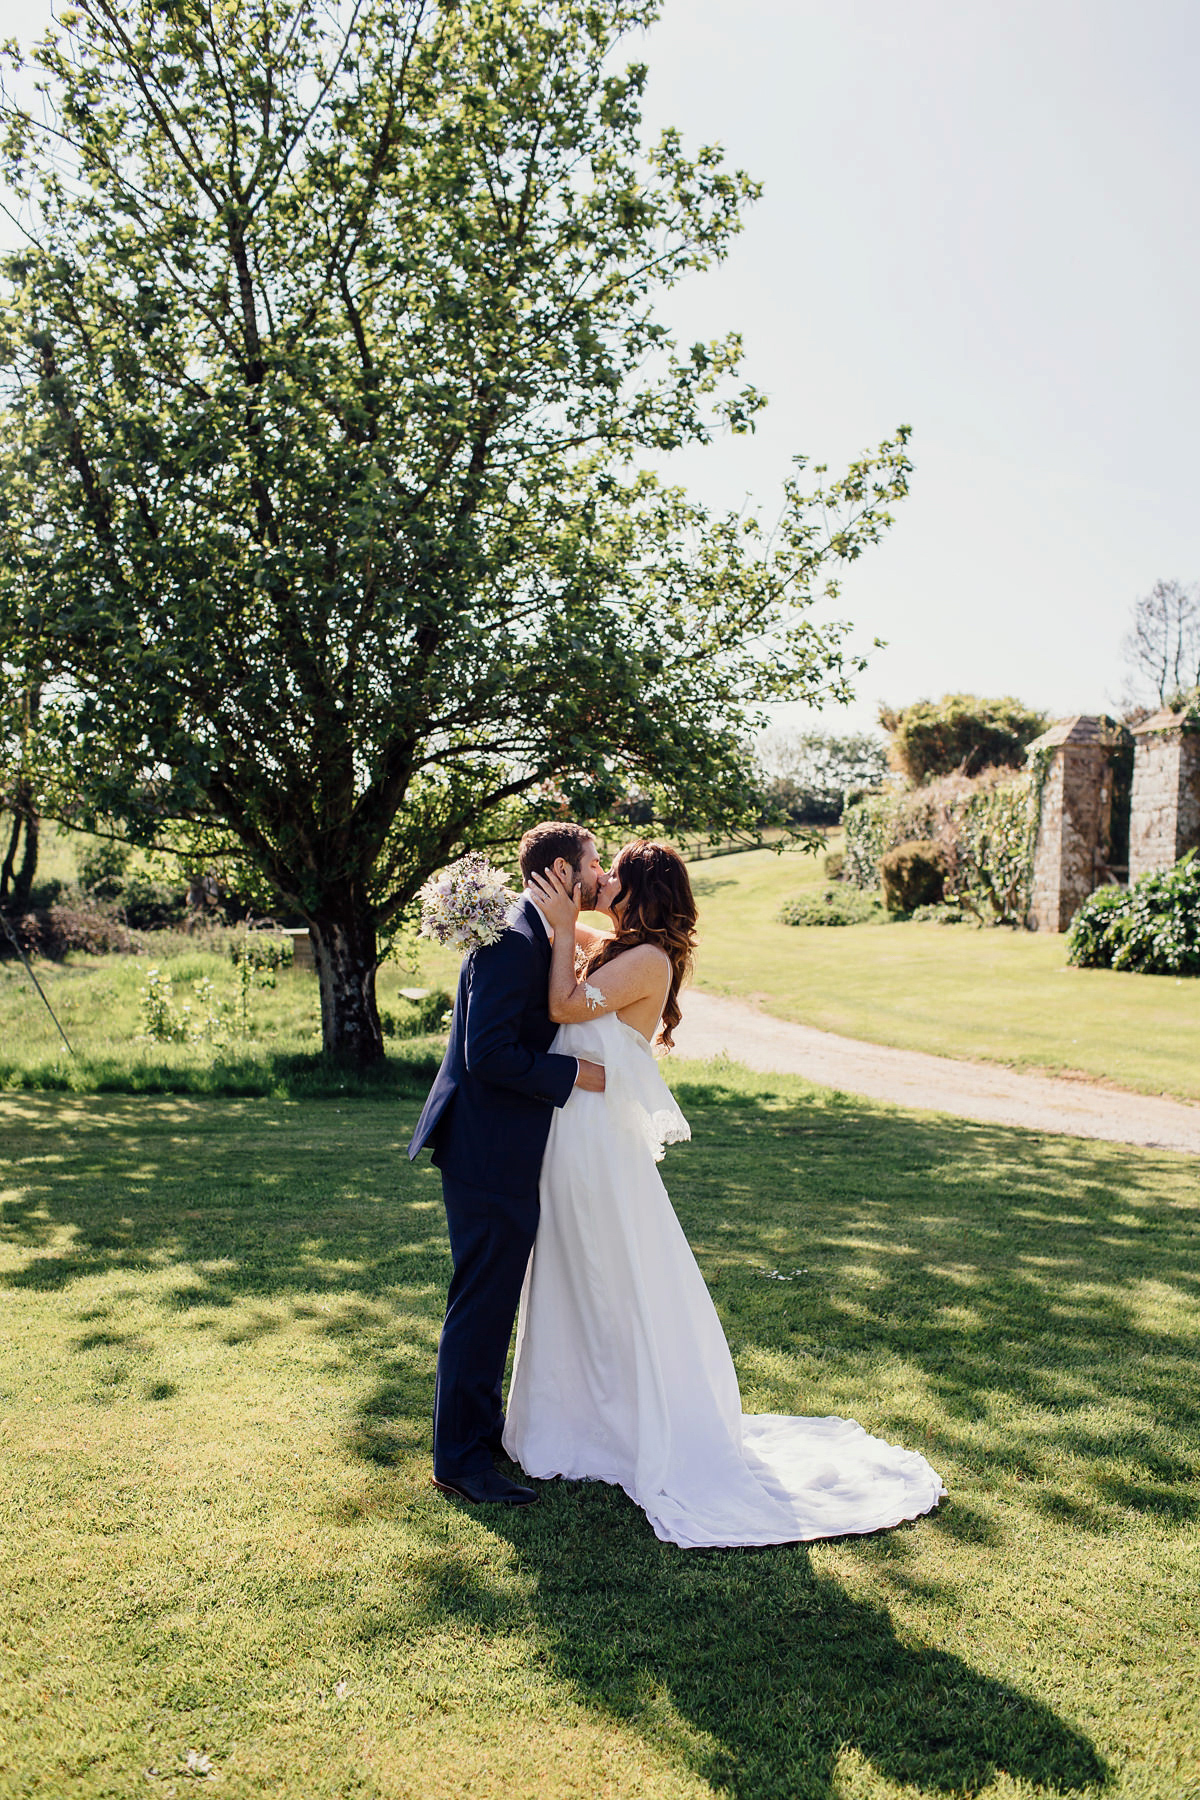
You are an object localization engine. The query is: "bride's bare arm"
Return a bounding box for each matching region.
[551,937,668,1024]
[531,871,669,1024]
[574,917,610,953]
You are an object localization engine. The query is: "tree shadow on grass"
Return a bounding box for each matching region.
[2,1077,1195,1509]
[665,1073,1200,1526]
[1,1078,1191,1792]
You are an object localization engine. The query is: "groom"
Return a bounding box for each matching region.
[407,822,608,1504]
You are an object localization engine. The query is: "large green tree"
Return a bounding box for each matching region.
[0,0,911,1060]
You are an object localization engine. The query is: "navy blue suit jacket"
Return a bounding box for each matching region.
[407,896,578,1197]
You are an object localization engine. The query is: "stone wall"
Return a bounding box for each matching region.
[1028,716,1126,933]
[1129,712,1200,882]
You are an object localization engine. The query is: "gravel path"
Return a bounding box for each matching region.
[669,990,1200,1156]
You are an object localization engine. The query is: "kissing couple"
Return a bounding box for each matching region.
[409,822,945,1548]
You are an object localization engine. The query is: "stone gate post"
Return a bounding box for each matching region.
[1028,716,1129,932]
[1129,709,1200,881]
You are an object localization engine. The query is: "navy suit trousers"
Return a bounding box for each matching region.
[433,1173,539,1480]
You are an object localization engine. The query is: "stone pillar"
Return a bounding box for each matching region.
[1129,710,1200,881]
[1028,716,1128,932]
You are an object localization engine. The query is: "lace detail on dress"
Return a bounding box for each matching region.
[583,982,607,1011]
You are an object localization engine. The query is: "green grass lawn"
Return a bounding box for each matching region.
[689,848,1200,1102]
[2,1068,1196,1798]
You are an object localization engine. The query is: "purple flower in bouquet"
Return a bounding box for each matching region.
[417,853,517,954]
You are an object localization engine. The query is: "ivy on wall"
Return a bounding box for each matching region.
[843,759,1050,925]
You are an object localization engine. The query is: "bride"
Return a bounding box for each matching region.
[502,840,946,1550]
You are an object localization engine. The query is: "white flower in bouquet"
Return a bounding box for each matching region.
[417,852,517,954]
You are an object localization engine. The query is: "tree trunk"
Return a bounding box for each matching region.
[12,805,38,912]
[0,812,20,906]
[309,902,385,1064]
[0,795,38,912]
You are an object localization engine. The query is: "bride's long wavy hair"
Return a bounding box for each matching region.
[583,841,697,1050]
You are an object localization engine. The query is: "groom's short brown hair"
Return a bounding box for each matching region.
[518,822,593,885]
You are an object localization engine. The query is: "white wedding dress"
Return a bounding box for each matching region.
[503,1012,946,1549]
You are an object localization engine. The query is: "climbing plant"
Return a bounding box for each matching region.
[843,761,1050,925]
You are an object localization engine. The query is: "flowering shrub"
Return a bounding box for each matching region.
[418,853,516,953]
[139,967,190,1041]
[140,966,249,1043]
[1066,853,1200,974]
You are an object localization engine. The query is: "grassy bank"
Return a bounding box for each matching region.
[1,1068,1196,1797]
[689,847,1200,1101]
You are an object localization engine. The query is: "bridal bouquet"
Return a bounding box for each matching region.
[417,852,517,953]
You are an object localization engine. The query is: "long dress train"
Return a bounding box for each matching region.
[503,1012,946,1549]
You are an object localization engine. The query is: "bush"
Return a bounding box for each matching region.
[777,888,883,927]
[229,930,293,977]
[1066,854,1200,975]
[23,877,67,910]
[6,905,137,958]
[1065,887,1130,967]
[823,850,845,880]
[879,694,1048,785]
[881,840,947,913]
[381,988,454,1036]
[120,872,189,930]
[75,837,132,896]
[908,902,968,925]
[70,836,191,928]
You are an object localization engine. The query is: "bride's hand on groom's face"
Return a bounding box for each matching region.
[530,866,580,932]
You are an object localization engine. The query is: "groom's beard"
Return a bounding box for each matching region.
[576,871,601,911]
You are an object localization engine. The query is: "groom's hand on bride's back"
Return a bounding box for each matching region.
[575,1059,606,1092]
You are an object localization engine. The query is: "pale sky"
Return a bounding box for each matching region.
[638,0,1200,733]
[4,1,1197,737]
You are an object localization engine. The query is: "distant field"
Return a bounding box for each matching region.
[687,847,1200,1103]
